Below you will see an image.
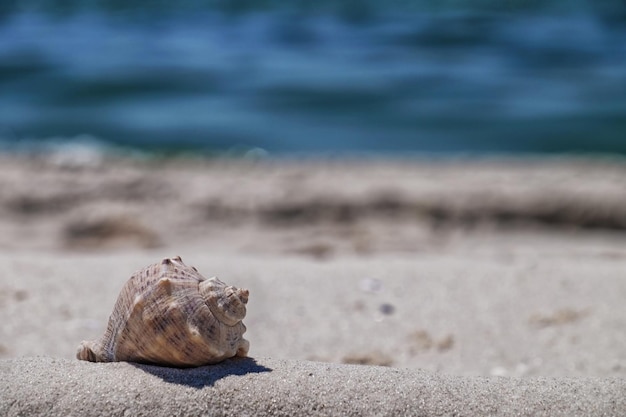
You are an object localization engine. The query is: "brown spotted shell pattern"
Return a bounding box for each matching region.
[77,256,249,367]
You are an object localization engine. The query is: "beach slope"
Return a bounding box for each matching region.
[2,357,625,417]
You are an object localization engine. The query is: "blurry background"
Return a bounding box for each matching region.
[1,0,625,156]
[1,1,626,377]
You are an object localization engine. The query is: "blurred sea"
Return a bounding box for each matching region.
[0,1,625,156]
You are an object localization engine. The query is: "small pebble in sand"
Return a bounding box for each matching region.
[379,303,395,315]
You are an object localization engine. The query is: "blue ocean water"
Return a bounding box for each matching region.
[0,2,625,156]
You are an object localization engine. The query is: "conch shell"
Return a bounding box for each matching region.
[77,256,249,367]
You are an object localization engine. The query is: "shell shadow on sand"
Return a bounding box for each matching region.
[130,357,272,389]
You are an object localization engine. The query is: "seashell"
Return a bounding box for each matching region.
[77,256,249,367]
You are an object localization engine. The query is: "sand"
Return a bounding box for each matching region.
[1,155,625,415]
[2,357,625,417]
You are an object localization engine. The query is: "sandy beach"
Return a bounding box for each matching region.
[1,155,625,415]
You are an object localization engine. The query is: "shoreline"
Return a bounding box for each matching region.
[2,155,626,252]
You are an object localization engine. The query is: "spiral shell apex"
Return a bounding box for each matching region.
[77,256,250,367]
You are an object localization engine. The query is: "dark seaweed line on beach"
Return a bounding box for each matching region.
[204,194,626,232]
